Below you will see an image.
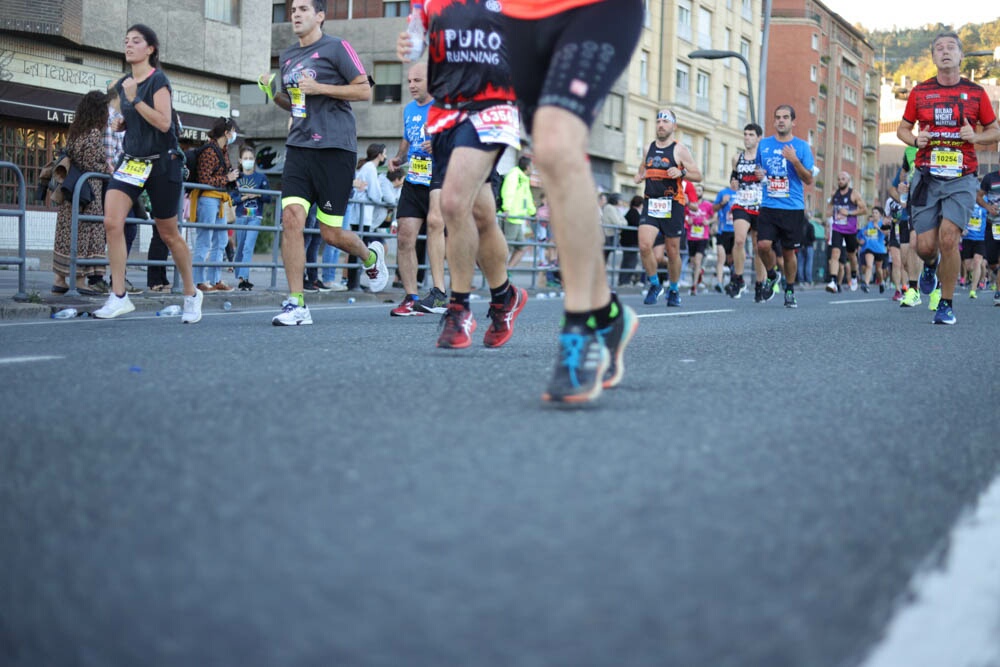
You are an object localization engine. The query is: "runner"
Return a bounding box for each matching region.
[858,206,888,293]
[896,31,1000,324]
[499,0,642,403]
[976,164,1000,305]
[635,109,702,308]
[387,61,448,316]
[753,104,815,308]
[888,151,922,306]
[685,185,711,296]
[729,123,765,300]
[259,0,387,326]
[713,175,738,293]
[824,172,867,293]
[398,0,528,349]
[960,203,987,299]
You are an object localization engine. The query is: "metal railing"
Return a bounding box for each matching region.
[0,162,28,300]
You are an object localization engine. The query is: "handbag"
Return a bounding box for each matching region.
[224,200,237,223]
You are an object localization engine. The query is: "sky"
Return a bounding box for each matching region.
[819,0,998,31]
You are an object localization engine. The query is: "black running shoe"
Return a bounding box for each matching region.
[542,325,609,404]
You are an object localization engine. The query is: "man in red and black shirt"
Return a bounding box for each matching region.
[897,31,1000,325]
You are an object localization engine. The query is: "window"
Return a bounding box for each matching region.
[206,0,239,24]
[272,2,287,22]
[637,118,648,161]
[809,97,816,114]
[742,0,752,20]
[844,86,858,105]
[720,142,728,178]
[698,8,713,49]
[844,116,857,134]
[724,28,733,64]
[740,37,751,61]
[702,137,711,177]
[643,0,651,27]
[811,33,819,50]
[678,0,692,41]
[1,123,68,206]
[727,0,733,9]
[807,130,814,146]
[696,71,710,113]
[737,93,748,127]
[382,0,409,17]
[722,85,730,123]
[842,144,856,162]
[675,62,691,106]
[601,93,624,131]
[372,62,403,103]
[640,50,650,96]
[810,65,818,82]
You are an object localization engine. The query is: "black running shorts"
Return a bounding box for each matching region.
[281,146,355,227]
[396,180,430,220]
[757,207,805,250]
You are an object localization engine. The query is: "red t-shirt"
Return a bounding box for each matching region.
[902,77,997,177]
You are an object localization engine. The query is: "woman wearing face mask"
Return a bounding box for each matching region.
[191,116,240,292]
[233,147,271,291]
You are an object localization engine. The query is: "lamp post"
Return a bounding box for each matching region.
[688,49,756,125]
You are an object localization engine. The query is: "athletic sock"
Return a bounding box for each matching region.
[490,280,510,304]
[450,292,470,309]
[648,274,660,287]
[767,269,777,281]
[592,296,619,330]
[940,298,952,308]
[564,311,590,330]
[363,250,376,268]
[668,282,679,292]
[289,292,304,306]
[908,280,918,290]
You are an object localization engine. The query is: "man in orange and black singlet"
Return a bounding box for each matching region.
[897,31,1000,325]
[498,0,643,404]
[634,109,702,309]
[398,0,527,349]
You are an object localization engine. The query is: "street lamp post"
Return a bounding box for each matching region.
[688,49,756,125]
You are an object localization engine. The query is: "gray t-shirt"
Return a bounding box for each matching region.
[116,70,176,157]
[279,34,365,151]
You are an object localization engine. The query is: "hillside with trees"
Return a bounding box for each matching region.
[864,19,1000,84]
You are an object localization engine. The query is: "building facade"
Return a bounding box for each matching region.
[0,0,270,206]
[766,0,878,215]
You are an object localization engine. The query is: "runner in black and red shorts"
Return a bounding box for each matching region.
[730,123,764,300]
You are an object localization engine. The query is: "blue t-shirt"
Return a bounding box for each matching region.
[235,171,271,217]
[402,99,432,186]
[965,205,987,241]
[714,188,736,233]
[858,221,886,254]
[755,136,814,210]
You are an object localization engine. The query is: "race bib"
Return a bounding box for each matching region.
[469,105,521,150]
[865,227,878,238]
[112,158,153,187]
[408,156,432,186]
[736,186,761,207]
[929,147,962,179]
[691,224,705,237]
[647,197,672,219]
[968,216,982,232]
[993,223,1000,239]
[767,176,790,198]
[289,87,306,118]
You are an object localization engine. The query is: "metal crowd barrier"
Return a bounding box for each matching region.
[0,162,29,300]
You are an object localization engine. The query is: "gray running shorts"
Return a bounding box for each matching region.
[909,171,976,235]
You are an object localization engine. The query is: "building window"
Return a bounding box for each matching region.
[637,118,648,161]
[640,50,650,96]
[722,85,730,123]
[206,0,239,24]
[844,116,857,134]
[696,71,710,113]
[1,124,67,206]
[842,144,856,162]
[809,97,816,114]
[601,93,624,131]
[737,93,748,127]
[724,28,733,62]
[720,142,728,178]
[742,0,752,21]
[698,8,713,49]
[811,33,819,50]
[807,130,814,146]
[272,2,287,22]
[372,62,403,103]
[810,65,818,82]
[643,0,651,27]
[844,86,858,105]
[678,0,692,41]
[740,37,751,61]
[675,61,691,107]
[727,0,733,9]
[383,0,409,17]
[702,137,711,177]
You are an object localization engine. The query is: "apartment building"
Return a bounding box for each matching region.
[0,0,271,205]
[767,0,878,214]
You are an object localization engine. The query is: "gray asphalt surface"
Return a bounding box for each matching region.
[1,287,998,667]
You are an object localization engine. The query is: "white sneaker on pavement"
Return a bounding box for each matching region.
[93,292,135,319]
[272,299,313,326]
[182,289,203,324]
[359,241,388,293]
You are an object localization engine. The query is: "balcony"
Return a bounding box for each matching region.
[863,170,876,180]
[865,89,878,101]
[862,144,877,153]
[863,115,878,126]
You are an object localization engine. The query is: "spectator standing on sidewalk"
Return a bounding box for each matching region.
[191,117,239,293]
[233,146,271,291]
[501,156,537,270]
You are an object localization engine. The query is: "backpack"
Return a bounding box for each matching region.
[183,143,226,184]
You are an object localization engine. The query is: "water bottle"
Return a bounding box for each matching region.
[52,308,77,319]
[347,297,356,304]
[222,301,232,311]
[405,4,425,61]
[157,304,182,317]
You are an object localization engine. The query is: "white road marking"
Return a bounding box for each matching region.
[637,309,734,319]
[0,355,63,365]
[859,473,1000,667]
[829,298,887,305]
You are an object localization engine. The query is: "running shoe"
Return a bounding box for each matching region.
[542,325,609,404]
[93,292,135,319]
[714,283,723,293]
[312,279,333,293]
[995,290,1000,306]
[825,279,838,293]
[416,286,448,314]
[860,281,869,293]
[969,289,977,299]
[892,289,903,302]
[272,299,312,326]
[598,304,638,389]
[238,278,254,291]
[754,283,764,303]
[390,294,423,317]
[784,289,797,308]
[878,282,886,294]
[928,288,941,312]
[359,241,388,293]
[850,278,858,292]
[302,279,319,293]
[436,304,476,349]
[181,289,203,324]
[918,264,938,294]
[483,286,527,348]
[643,283,662,305]
[933,302,956,325]
[666,289,681,307]
[732,282,748,299]
[761,273,781,302]
[900,288,921,308]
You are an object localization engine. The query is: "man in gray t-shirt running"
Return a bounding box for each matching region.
[257,0,387,326]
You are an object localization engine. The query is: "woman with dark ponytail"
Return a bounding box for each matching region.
[95,23,203,323]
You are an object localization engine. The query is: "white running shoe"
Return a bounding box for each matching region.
[93,292,135,319]
[182,289,203,324]
[272,299,313,326]
[359,241,388,293]
[825,279,838,293]
[850,277,858,292]
[328,281,348,292]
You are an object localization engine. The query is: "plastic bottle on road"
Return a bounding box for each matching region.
[405,4,425,61]
[52,308,77,319]
[222,301,232,311]
[157,304,182,317]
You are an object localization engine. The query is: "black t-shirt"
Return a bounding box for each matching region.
[116,69,176,157]
[621,207,640,246]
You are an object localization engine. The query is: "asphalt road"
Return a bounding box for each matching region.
[1,287,998,666]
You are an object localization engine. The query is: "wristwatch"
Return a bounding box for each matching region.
[131,97,141,106]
